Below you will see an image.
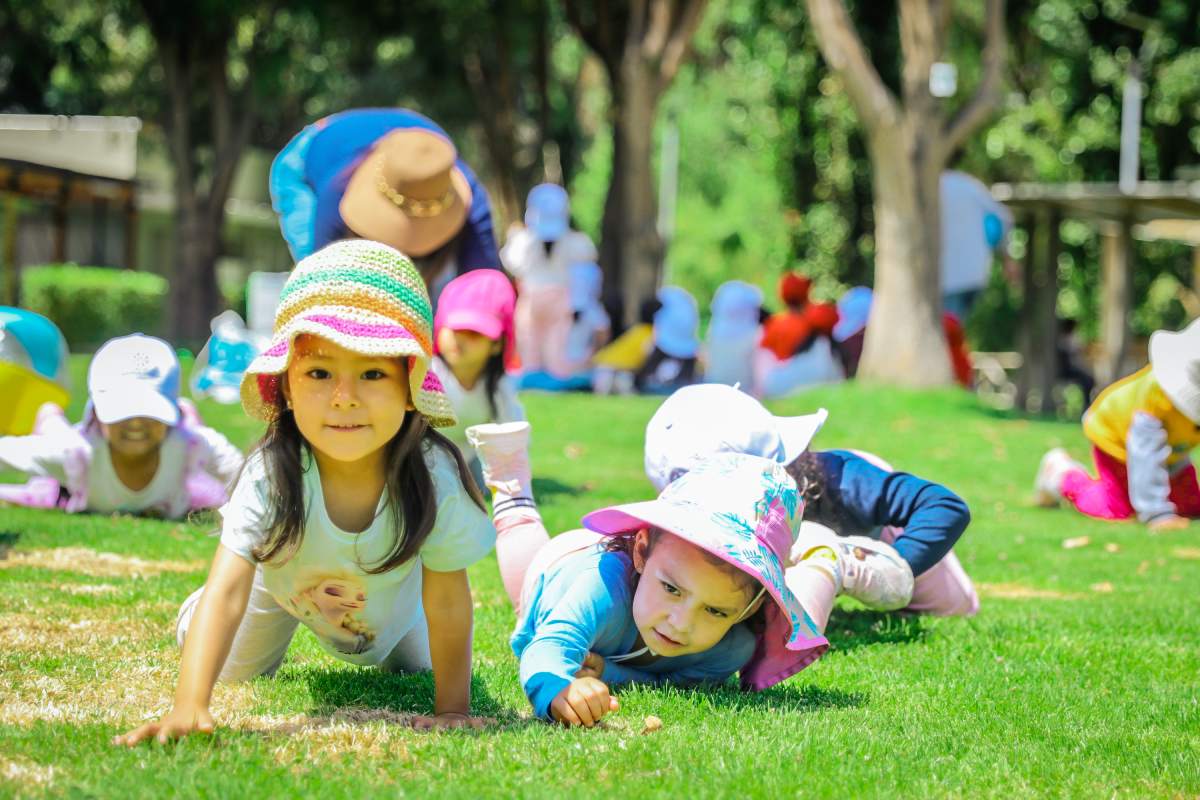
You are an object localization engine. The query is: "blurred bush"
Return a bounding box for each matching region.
[21,264,167,351]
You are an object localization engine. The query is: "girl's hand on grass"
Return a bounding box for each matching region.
[112,705,215,746]
[574,652,605,680]
[411,712,494,731]
[1149,514,1190,531]
[551,677,618,728]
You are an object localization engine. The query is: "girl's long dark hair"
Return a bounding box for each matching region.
[482,349,507,420]
[251,385,485,574]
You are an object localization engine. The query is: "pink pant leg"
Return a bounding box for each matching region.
[1167,462,1200,517]
[495,513,551,611]
[880,526,979,617]
[514,294,542,372]
[1060,447,1134,521]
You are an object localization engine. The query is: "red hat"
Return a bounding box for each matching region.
[779,273,811,306]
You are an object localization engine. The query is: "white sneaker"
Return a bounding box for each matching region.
[1034,447,1081,507]
[465,421,533,501]
[796,522,914,611]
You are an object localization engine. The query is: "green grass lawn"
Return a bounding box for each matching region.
[1,358,1198,798]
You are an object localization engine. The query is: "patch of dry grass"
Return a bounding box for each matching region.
[977,582,1084,600]
[0,548,203,579]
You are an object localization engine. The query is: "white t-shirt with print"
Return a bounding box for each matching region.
[500,228,598,290]
[433,356,526,459]
[219,443,496,666]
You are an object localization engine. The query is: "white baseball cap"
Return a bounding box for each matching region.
[644,384,827,491]
[87,334,181,426]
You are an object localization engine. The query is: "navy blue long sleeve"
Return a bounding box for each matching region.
[806,450,971,576]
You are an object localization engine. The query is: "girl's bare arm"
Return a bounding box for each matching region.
[114,545,256,745]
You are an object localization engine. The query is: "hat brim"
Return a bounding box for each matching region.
[339,151,472,258]
[238,309,456,427]
[1150,325,1200,425]
[91,386,179,426]
[438,308,504,341]
[582,499,825,651]
[775,408,828,464]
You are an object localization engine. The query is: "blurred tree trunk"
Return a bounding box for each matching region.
[565,0,707,328]
[805,0,1007,385]
[139,2,262,347]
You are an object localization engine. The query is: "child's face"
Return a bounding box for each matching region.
[283,335,413,465]
[437,327,501,382]
[630,530,760,657]
[100,417,169,459]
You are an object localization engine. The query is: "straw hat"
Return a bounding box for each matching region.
[339,129,472,257]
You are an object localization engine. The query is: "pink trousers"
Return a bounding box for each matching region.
[1062,446,1200,521]
[514,284,574,377]
[879,526,979,617]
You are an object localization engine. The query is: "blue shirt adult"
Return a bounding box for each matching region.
[801,449,971,576]
[269,108,500,272]
[511,539,756,720]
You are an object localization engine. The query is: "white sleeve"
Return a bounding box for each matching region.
[0,433,73,484]
[1126,413,1175,522]
[193,425,246,489]
[418,445,496,572]
[218,452,273,563]
[500,229,535,278]
[496,375,526,424]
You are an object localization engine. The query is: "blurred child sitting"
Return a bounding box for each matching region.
[592,298,660,395]
[432,270,525,478]
[563,261,611,377]
[755,272,843,398]
[703,280,763,390]
[1035,318,1200,530]
[501,184,597,379]
[0,334,243,518]
[634,286,700,395]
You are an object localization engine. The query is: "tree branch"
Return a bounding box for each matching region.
[943,0,1007,153]
[804,0,900,132]
[657,0,708,85]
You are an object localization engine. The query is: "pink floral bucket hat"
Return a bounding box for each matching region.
[583,452,828,690]
[240,239,456,427]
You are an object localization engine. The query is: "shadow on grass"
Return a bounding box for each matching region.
[0,530,20,559]
[823,608,928,653]
[531,476,585,501]
[291,665,525,725]
[675,681,865,714]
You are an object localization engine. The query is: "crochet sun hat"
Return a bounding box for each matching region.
[240,239,456,427]
[1149,316,1200,425]
[583,452,828,691]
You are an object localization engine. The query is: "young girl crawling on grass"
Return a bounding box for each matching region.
[116,241,496,745]
[465,420,910,726]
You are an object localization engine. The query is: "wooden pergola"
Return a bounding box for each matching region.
[0,115,139,306]
[990,180,1200,413]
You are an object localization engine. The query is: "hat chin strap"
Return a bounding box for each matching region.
[734,585,767,623]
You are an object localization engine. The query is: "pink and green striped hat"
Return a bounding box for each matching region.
[239,239,456,427]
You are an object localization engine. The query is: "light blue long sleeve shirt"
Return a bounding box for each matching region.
[510,541,756,720]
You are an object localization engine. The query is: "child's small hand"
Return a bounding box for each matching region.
[112,705,215,746]
[411,712,494,731]
[1150,514,1190,531]
[574,652,606,680]
[550,677,618,728]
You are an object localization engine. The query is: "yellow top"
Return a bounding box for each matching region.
[592,324,654,371]
[1083,365,1200,465]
